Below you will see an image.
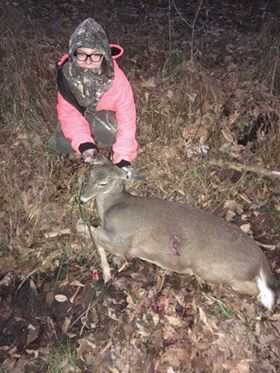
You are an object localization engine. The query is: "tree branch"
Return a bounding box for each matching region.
[208,159,280,179]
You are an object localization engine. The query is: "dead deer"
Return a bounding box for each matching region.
[79,156,278,310]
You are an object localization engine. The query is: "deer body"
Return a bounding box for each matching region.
[80,159,278,310]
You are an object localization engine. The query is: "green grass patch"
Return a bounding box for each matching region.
[47,342,80,373]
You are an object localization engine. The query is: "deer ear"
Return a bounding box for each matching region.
[119,166,144,181]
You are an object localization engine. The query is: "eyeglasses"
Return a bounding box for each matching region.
[74,51,104,63]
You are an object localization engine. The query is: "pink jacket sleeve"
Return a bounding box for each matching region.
[56,92,95,153]
[97,63,139,164]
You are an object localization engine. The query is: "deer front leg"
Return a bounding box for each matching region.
[76,219,111,283]
[95,242,111,283]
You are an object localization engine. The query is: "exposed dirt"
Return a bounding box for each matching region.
[1,0,280,372]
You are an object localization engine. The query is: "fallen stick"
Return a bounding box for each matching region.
[44,228,71,238]
[208,159,280,180]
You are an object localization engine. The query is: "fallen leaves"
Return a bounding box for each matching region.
[76,337,97,365]
[1,1,280,372]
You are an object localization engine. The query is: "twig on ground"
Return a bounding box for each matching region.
[255,241,276,250]
[44,228,71,238]
[208,159,280,180]
[16,269,38,294]
[70,298,95,336]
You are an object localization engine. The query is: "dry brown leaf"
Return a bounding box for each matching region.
[225,209,236,222]
[163,324,177,341]
[221,128,235,143]
[182,127,209,145]
[223,359,252,373]
[269,313,280,321]
[70,280,85,287]
[26,323,39,345]
[25,349,39,359]
[224,200,243,215]
[240,223,252,235]
[159,346,187,369]
[152,313,160,326]
[234,359,252,373]
[165,315,183,327]
[274,203,280,211]
[62,317,72,334]
[77,338,97,365]
[198,306,218,333]
[140,77,157,88]
[167,367,176,373]
[167,89,174,99]
[60,357,81,373]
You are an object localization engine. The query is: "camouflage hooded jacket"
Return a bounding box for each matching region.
[56,18,139,164]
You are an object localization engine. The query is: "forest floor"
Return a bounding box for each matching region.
[1,1,280,372]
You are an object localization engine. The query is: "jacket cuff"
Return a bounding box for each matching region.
[115,160,131,168]
[79,142,98,154]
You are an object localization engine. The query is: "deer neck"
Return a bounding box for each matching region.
[95,181,126,223]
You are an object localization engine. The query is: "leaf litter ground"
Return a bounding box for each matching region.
[1,1,280,372]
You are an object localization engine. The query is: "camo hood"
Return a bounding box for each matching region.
[62,18,114,109]
[68,18,114,78]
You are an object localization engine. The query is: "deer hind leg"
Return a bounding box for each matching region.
[231,280,258,296]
